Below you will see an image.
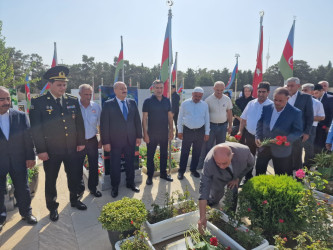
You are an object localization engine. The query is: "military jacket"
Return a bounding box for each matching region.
[29,91,85,155]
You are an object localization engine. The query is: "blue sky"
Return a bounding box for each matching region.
[1,0,332,72]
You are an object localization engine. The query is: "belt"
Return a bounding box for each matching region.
[210,121,227,126]
[85,135,97,142]
[184,125,204,131]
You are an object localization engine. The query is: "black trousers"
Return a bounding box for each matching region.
[242,130,257,180]
[109,143,135,188]
[255,146,292,176]
[0,161,32,217]
[314,126,328,154]
[78,136,99,193]
[43,153,81,211]
[147,134,168,178]
[173,111,179,138]
[179,126,205,174]
[291,137,303,171]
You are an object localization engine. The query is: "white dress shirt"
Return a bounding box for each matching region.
[0,110,10,140]
[241,98,273,135]
[177,98,210,135]
[79,100,101,139]
[312,98,325,127]
[288,92,298,106]
[270,106,286,131]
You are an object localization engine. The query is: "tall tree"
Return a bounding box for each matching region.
[184,68,195,89]
[0,21,14,87]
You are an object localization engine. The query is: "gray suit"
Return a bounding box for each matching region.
[199,142,254,205]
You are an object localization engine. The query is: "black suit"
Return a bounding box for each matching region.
[29,92,85,211]
[0,109,35,218]
[291,91,313,170]
[100,98,142,188]
[315,93,333,153]
[171,92,180,137]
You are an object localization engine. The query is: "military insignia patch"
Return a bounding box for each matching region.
[46,105,53,114]
[67,105,75,109]
[72,113,76,119]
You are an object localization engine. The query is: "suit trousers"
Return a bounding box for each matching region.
[78,136,99,193]
[0,162,32,217]
[291,137,303,171]
[110,143,135,188]
[314,126,328,154]
[242,130,257,180]
[255,146,292,176]
[179,126,205,174]
[43,153,81,211]
[147,134,168,178]
[173,111,179,138]
[303,126,316,167]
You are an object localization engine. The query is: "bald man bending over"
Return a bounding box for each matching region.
[198,142,254,233]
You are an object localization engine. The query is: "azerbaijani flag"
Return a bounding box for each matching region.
[114,36,124,83]
[225,62,238,90]
[25,75,31,113]
[149,84,154,93]
[177,84,183,94]
[171,53,177,86]
[252,15,264,98]
[160,10,173,97]
[40,42,57,95]
[279,20,295,80]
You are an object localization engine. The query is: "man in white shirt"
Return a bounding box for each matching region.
[78,84,102,197]
[205,81,233,153]
[301,84,325,166]
[177,87,210,180]
[238,82,273,181]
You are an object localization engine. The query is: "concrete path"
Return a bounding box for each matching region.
[0,160,275,250]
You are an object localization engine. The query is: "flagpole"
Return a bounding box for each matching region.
[121,36,124,82]
[234,54,240,100]
[175,52,178,90]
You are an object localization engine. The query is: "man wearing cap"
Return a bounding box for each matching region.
[29,66,87,222]
[177,87,210,180]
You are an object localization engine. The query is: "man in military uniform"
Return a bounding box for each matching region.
[29,66,87,222]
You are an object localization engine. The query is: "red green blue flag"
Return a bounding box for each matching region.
[252,15,264,98]
[114,36,124,83]
[25,75,31,113]
[171,53,177,86]
[160,10,173,97]
[177,84,183,94]
[226,62,238,90]
[279,20,295,80]
[40,42,57,95]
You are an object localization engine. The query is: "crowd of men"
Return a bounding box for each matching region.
[0,65,332,233]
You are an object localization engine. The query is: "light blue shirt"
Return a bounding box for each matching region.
[326,121,333,150]
[79,100,101,139]
[177,98,210,135]
[270,105,286,131]
[116,97,128,115]
[0,110,10,140]
[241,98,273,135]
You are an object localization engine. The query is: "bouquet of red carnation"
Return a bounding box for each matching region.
[234,134,242,141]
[260,135,290,147]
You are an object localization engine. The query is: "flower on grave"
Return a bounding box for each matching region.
[262,200,268,205]
[234,134,241,140]
[295,169,306,179]
[247,208,252,212]
[130,220,134,225]
[283,237,287,242]
[209,237,218,246]
[279,219,284,223]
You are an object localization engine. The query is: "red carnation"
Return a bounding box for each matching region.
[226,247,231,250]
[283,237,288,242]
[284,142,290,146]
[276,135,283,141]
[209,237,218,246]
[130,220,134,224]
[234,134,241,140]
[247,208,252,212]
[322,125,327,129]
[276,140,283,145]
[281,136,287,142]
[279,219,284,223]
[262,200,268,205]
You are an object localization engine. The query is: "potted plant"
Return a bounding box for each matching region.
[98,197,148,248]
[145,187,199,244]
[115,230,155,250]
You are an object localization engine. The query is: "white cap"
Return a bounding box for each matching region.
[193,87,204,93]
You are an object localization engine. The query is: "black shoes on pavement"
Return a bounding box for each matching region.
[126,184,140,193]
[90,190,102,197]
[71,200,87,210]
[191,170,200,178]
[50,209,59,221]
[22,215,38,224]
[111,187,118,198]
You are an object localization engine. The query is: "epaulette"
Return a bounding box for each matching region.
[65,93,78,99]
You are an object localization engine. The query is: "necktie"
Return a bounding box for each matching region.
[121,100,128,120]
[225,167,234,179]
[56,98,62,109]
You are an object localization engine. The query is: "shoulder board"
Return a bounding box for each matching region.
[65,94,78,99]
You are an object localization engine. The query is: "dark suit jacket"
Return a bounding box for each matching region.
[294,91,314,135]
[100,98,142,148]
[29,92,85,155]
[171,92,180,114]
[0,109,35,176]
[256,103,303,157]
[318,93,333,128]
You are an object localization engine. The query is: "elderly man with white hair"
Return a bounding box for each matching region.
[318,80,333,95]
[177,87,210,180]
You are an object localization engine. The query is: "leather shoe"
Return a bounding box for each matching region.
[50,210,59,221]
[22,214,38,224]
[71,200,87,210]
[160,174,173,182]
[0,216,6,232]
[191,170,200,178]
[126,184,140,193]
[90,190,102,197]
[111,187,118,198]
[146,177,153,185]
[177,173,184,180]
